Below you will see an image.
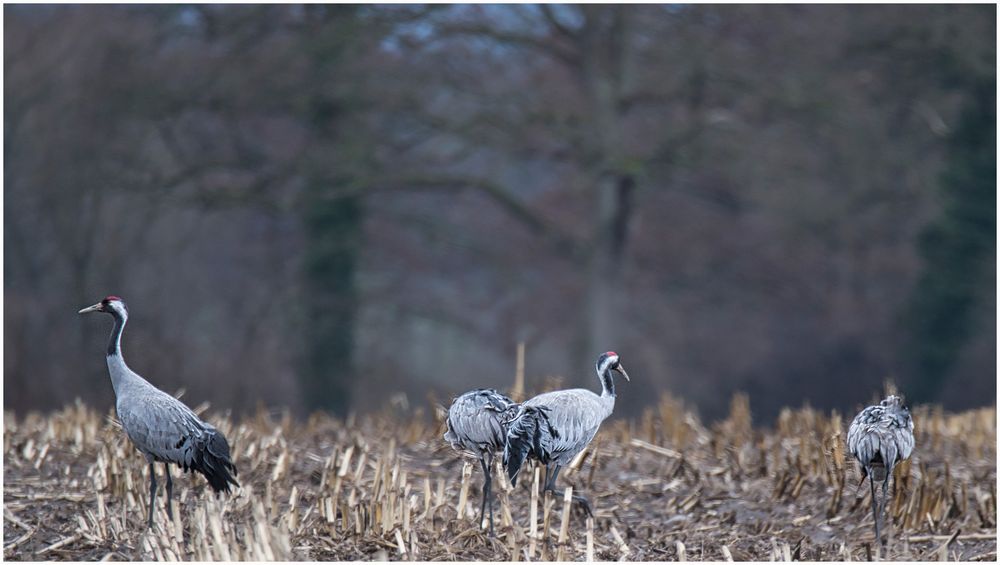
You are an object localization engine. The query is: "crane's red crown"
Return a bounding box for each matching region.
[606,351,618,357]
[103,295,123,303]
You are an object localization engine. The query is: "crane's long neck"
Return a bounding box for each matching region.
[597,361,616,399]
[105,311,132,396]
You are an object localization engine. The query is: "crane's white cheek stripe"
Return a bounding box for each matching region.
[597,356,617,377]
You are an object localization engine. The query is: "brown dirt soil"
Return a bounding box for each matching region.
[3,394,997,561]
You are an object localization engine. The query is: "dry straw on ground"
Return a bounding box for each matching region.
[3,394,996,561]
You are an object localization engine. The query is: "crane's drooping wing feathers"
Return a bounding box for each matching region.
[847,401,915,479]
[504,389,611,485]
[444,389,519,455]
[117,389,239,493]
[502,405,559,486]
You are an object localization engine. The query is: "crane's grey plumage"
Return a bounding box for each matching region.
[80,296,238,528]
[444,388,518,534]
[503,351,629,515]
[847,394,914,544]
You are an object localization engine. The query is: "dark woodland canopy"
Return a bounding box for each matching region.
[4,4,995,420]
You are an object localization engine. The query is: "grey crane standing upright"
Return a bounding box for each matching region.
[80,296,239,528]
[847,394,915,544]
[444,388,519,534]
[503,351,629,515]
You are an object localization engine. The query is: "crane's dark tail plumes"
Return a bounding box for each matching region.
[188,430,239,494]
[503,406,557,487]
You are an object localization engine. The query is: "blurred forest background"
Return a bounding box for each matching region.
[4,4,996,422]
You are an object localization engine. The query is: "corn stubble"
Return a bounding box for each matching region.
[3,396,996,561]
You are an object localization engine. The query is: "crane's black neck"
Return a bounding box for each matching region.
[107,311,127,357]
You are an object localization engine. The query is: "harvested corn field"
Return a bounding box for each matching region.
[3,395,996,561]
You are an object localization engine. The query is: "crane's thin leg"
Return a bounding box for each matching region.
[163,463,173,522]
[855,465,868,494]
[868,469,880,545]
[544,465,592,516]
[881,474,891,544]
[541,465,561,517]
[477,456,489,531]
[572,494,594,517]
[485,452,496,537]
[544,465,561,493]
[148,462,157,529]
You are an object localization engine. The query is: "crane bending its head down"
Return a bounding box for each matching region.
[847,394,914,545]
[443,388,519,535]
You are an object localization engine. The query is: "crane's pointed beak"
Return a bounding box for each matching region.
[615,364,630,382]
[78,303,102,314]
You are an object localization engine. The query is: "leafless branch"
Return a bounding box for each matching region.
[539,4,579,41]
[433,22,578,68]
[324,173,585,261]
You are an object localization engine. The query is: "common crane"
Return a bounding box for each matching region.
[79,296,239,528]
[847,394,914,544]
[503,351,629,515]
[444,388,519,534]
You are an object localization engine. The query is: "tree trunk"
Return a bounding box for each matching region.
[578,6,636,365]
[583,174,635,360]
[301,184,362,415]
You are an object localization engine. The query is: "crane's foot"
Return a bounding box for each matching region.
[572,494,594,518]
[483,533,504,552]
[482,516,496,539]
